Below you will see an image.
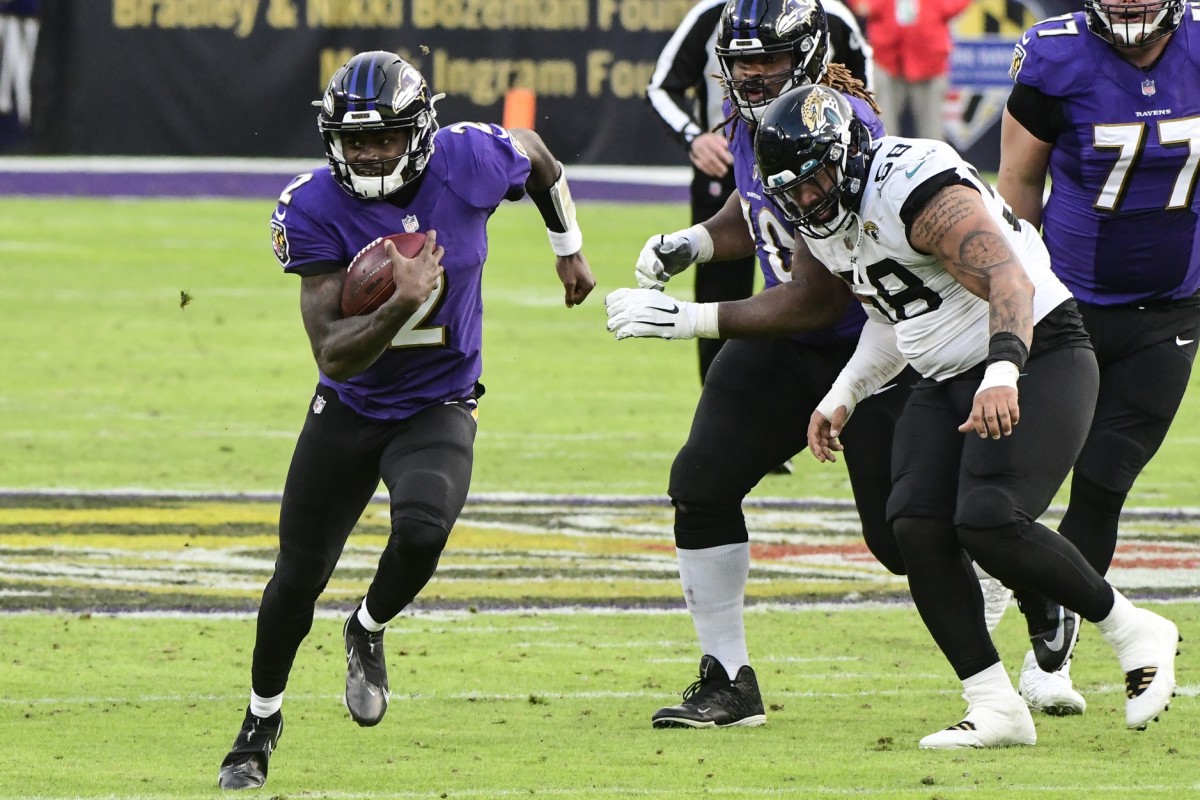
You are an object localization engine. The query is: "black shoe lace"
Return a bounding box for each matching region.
[680,673,731,705]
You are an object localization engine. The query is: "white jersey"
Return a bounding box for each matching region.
[805,136,1072,382]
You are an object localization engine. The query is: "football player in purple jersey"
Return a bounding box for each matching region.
[997,0,1199,715]
[628,0,913,731]
[647,0,875,383]
[217,51,594,791]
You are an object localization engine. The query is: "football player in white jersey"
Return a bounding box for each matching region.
[606,84,1181,748]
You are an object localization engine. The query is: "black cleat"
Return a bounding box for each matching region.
[344,611,389,726]
[218,707,283,790]
[652,654,766,728]
[1020,598,1080,674]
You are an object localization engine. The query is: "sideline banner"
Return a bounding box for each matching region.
[11,0,1082,168]
[0,0,39,153]
[27,0,697,165]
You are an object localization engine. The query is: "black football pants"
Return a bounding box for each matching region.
[887,341,1114,680]
[669,336,910,575]
[1057,299,1200,572]
[250,387,475,698]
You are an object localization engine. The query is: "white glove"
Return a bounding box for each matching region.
[634,225,715,289]
[605,287,719,340]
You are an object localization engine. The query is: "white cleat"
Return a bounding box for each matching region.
[919,681,1036,749]
[1102,607,1181,730]
[1018,650,1086,716]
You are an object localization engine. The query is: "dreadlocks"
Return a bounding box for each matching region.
[820,62,881,115]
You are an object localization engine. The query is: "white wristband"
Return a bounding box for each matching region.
[975,361,1020,395]
[687,302,720,338]
[687,224,715,264]
[548,225,583,257]
[816,383,858,422]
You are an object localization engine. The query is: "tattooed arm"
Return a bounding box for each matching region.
[909,183,1035,439]
[909,183,1034,347]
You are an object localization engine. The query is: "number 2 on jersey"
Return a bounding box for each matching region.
[390,274,446,348]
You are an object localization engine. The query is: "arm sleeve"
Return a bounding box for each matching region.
[830,316,908,406]
[646,1,724,146]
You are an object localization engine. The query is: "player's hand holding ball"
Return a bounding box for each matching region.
[385,231,443,315]
[341,231,443,318]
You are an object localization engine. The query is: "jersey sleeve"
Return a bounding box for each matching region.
[1009,13,1096,98]
[269,172,344,274]
[436,123,533,209]
[876,141,975,238]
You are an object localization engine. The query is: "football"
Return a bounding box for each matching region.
[340,232,427,317]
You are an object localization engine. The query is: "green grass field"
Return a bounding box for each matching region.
[0,196,1197,799]
[3,196,1199,504]
[3,606,1198,799]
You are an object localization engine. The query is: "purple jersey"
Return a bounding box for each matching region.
[726,95,886,344]
[1011,11,1200,305]
[270,123,530,420]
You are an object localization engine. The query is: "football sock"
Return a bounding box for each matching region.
[677,542,750,680]
[962,660,1010,692]
[249,690,283,719]
[1094,588,1133,637]
[356,600,386,633]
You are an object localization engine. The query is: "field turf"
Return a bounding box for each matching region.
[0,196,1197,798]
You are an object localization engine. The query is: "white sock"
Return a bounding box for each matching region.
[962,661,1011,692]
[1095,587,1134,638]
[357,600,386,633]
[249,691,283,718]
[677,542,750,680]
[1095,588,1155,672]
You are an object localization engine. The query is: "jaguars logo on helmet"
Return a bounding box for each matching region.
[754,84,873,240]
[800,89,844,131]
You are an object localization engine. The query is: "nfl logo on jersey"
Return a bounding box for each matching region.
[403,214,419,233]
[1142,79,1156,97]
